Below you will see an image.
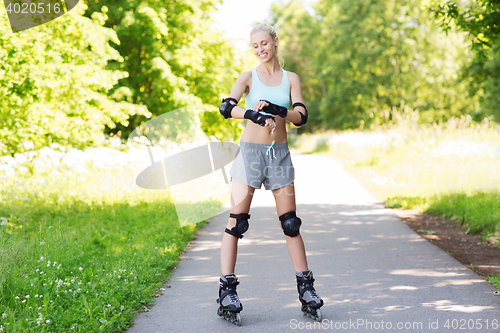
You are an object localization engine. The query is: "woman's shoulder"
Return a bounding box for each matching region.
[233,71,253,96]
[285,70,300,80]
[285,70,301,89]
[235,70,253,85]
[239,70,253,79]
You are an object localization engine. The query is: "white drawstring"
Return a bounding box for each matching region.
[266,140,277,160]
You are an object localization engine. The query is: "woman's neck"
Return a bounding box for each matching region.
[257,61,281,75]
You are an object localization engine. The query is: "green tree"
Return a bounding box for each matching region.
[430,0,500,121]
[271,0,475,130]
[0,2,149,155]
[430,0,500,54]
[83,0,245,141]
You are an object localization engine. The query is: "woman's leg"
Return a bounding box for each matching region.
[272,182,308,273]
[220,178,256,275]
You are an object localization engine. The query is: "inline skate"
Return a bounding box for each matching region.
[296,270,324,321]
[216,273,242,326]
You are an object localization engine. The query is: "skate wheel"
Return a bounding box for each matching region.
[301,305,322,322]
[315,308,323,322]
[235,312,241,326]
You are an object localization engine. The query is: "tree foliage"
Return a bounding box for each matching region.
[0,2,149,155]
[430,0,500,53]
[271,0,478,130]
[430,0,500,121]
[82,0,244,141]
[0,0,247,155]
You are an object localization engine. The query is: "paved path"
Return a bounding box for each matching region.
[127,152,500,332]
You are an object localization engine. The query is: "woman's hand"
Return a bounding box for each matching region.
[244,109,275,133]
[265,117,276,133]
[254,100,288,118]
[254,100,275,133]
[254,100,270,112]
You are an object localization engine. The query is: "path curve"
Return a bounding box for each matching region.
[127,152,500,332]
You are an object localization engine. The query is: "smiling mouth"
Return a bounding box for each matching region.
[259,53,268,59]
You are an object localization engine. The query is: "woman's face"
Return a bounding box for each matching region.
[250,31,278,63]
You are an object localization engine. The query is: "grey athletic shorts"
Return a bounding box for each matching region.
[229,141,295,190]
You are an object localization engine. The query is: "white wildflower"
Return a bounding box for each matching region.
[0,217,7,226]
[23,141,35,150]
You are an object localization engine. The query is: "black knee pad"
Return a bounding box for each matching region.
[225,213,250,239]
[279,211,302,237]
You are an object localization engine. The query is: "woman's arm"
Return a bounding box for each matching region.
[224,72,251,119]
[286,72,307,126]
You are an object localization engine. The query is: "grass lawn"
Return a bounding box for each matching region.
[0,145,223,332]
[289,116,500,290]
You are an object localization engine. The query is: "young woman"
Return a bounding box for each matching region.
[216,23,324,326]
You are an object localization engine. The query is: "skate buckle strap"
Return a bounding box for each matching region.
[217,288,238,304]
[299,284,318,298]
[217,275,239,304]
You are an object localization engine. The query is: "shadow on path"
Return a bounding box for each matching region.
[127,202,500,333]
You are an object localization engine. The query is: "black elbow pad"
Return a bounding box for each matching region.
[292,102,308,126]
[219,97,238,119]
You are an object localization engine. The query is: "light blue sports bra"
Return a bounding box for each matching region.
[245,68,291,117]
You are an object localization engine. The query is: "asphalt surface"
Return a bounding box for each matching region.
[126,152,500,332]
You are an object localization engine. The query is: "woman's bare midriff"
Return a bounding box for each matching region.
[240,118,287,144]
[239,70,289,145]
